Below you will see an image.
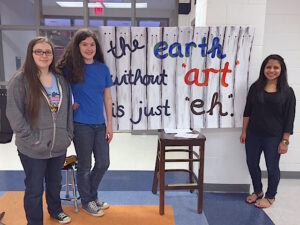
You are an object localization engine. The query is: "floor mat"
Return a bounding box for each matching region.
[0,192,175,225]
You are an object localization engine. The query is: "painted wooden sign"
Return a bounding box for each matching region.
[98,26,254,130]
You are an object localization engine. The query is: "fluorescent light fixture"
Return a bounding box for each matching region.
[56,1,103,8]
[56,2,83,7]
[103,3,147,8]
[89,2,103,8]
[56,1,147,9]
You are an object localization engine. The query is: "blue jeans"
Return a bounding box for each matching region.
[245,131,281,199]
[18,151,66,225]
[73,123,110,206]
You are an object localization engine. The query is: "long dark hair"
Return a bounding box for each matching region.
[56,28,104,83]
[22,36,57,126]
[252,54,289,103]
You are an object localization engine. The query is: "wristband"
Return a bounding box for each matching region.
[282,139,289,146]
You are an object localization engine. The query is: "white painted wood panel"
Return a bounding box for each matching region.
[97,26,254,130]
[176,26,193,129]
[115,27,132,130]
[131,27,147,130]
[98,26,117,131]
[190,27,209,129]
[234,27,255,127]
[147,27,163,129]
[205,26,225,128]
[161,27,178,129]
[220,26,240,128]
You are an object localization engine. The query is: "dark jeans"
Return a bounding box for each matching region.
[18,151,66,225]
[245,131,281,199]
[73,123,110,206]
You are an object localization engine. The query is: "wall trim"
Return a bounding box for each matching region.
[262,171,300,179]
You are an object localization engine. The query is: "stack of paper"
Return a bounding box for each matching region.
[164,129,199,138]
[164,129,192,134]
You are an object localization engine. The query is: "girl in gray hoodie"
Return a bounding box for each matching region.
[6,37,73,225]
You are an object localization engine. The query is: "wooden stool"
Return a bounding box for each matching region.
[152,130,206,215]
[61,155,80,213]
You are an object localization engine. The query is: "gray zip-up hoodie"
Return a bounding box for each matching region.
[6,72,73,159]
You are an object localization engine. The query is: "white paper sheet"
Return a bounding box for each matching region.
[174,133,199,138]
[164,129,192,134]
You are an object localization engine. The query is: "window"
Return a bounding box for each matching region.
[107,19,132,27]
[39,30,73,61]
[139,19,168,27]
[44,18,71,27]
[0,0,35,25]
[41,0,84,27]
[0,0,178,82]
[1,30,36,80]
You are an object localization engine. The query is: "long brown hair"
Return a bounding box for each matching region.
[251,54,289,104]
[22,37,57,126]
[56,28,104,83]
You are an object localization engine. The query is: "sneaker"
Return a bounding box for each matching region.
[82,201,104,217]
[54,212,71,224]
[96,199,110,210]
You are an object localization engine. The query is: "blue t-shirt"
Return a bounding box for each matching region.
[44,74,60,119]
[71,61,113,124]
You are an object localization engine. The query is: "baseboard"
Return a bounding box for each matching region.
[262,171,300,179]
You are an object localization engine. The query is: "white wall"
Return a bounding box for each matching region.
[195,0,207,26]
[2,31,36,80]
[261,0,300,171]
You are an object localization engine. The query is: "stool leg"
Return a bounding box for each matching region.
[189,145,194,193]
[71,168,79,213]
[65,170,69,198]
[159,142,165,215]
[152,140,160,194]
[198,143,204,213]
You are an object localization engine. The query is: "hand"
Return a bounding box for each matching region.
[34,140,40,145]
[105,125,113,144]
[240,132,246,144]
[72,102,80,110]
[278,142,288,154]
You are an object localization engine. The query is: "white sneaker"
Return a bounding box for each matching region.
[54,212,71,224]
[95,199,110,210]
[82,201,104,217]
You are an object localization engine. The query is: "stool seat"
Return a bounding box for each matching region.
[63,164,75,170]
[61,155,80,213]
[152,130,206,215]
[63,155,77,169]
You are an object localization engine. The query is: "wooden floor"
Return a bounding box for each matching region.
[0,192,175,225]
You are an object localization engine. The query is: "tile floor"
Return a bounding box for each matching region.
[0,178,299,225]
[261,179,300,225]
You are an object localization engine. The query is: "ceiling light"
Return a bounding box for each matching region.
[89,2,103,8]
[103,3,147,8]
[56,2,83,7]
[56,1,147,9]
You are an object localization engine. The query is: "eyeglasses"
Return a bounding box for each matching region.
[33,49,53,56]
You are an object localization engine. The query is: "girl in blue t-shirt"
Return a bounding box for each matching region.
[57,29,113,217]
